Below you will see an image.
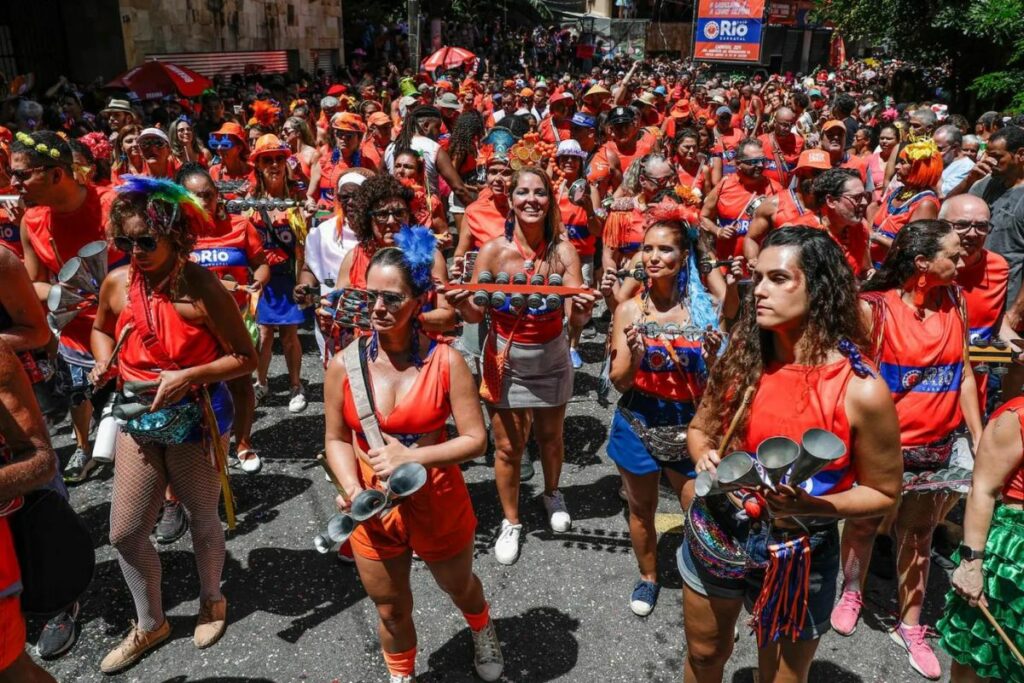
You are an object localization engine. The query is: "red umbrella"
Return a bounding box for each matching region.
[421,46,477,73]
[106,61,212,100]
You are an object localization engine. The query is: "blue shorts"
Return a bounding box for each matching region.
[256,271,308,326]
[678,522,840,641]
[606,390,695,477]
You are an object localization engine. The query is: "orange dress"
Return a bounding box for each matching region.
[342,342,476,561]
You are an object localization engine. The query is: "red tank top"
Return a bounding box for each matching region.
[490,306,563,344]
[346,243,373,289]
[464,189,508,251]
[24,185,121,356]
[558,189,595,257]
[634,332,703,403]
[0,436,20,597]
[870,188,940,265]
[676,162,706,194]
[775,189,821,229]
[758,132,805,186]
[191,215,264,307]
[741,358,858,496]
[714,174,781,260]
[990,397,1024,502]
[341,342,462,496]
[115,272,222,383]
[0,200,22,259]
[870,288,965,447]
[958,250,1009,407]
[208,164,256,200]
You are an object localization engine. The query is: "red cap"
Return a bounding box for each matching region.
[326,84,347,97]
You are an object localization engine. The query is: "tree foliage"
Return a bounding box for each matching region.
[814,0,1024,112]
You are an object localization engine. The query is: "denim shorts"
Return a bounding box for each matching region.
[678,521,840,641]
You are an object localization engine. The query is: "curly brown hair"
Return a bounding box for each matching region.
[695,227,868,439]
[109,191,198,257]
[348,173,413,246]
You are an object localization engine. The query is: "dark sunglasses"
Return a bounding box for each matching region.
[365,289,408,311]
[139,138,167,149]
[10,166,48,182]
[114,234,159,253]
[370,207,409,221]
[256,154,288,165]
[208,136,237,150]
[738,157,767,166]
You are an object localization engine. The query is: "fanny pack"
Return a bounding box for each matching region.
[617,406,687,462]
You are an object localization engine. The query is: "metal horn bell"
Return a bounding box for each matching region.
[46,284,88,313]
[757,436,801,489]
[715,451,765,492]
[788,429,847,487]
[349,488,388,522]
[385,462,428,500]
[694,470,723,497]
[57,256,100,294]
[76,240,108,288]
[47,309,81,333]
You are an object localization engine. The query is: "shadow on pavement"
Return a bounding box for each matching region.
[250,414,325,459]
[563,413,609,467]
[422,606,580,682]
[223,473,313,538]
[733,659,864,682]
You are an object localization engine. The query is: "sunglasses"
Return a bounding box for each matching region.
[370,207,409,221]
[114,234,159,253]
[256,154,287,165]
[208,136,237,150]
[737,157,767,166]
[942,219,992,235]
[365,289,408,311]
[641,173,675,186]
[838,191,871,205]
[139,138,167,149]
[10,166,48,182]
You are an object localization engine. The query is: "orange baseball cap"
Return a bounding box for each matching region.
[367,112,391,127]
[331,112,366,133]
[794,148,831,173]
[821,119,847,136]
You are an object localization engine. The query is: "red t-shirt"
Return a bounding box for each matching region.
[191,215,265,308]
[23,185,121,359]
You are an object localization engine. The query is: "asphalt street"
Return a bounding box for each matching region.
[33,324,955,683]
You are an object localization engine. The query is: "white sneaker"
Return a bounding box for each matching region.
[253,382,269,405]
[389,675,415,683]
[494,519,522,565]
[471,619,504,681]
[543,491,572,532]
[288,384,307,413]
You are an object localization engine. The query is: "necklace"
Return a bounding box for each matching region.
[513,231,547,272]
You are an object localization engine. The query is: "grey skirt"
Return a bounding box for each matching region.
[491,332,574,409]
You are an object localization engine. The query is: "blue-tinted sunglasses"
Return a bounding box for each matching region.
[208,136,237,151]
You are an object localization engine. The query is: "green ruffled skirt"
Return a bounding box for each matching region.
[937,504,1024,682]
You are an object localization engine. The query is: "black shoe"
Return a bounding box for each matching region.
[520,455,535,482]
[155,501,189,544]
[37,602,79,659]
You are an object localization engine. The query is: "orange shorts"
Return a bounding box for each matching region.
[350,467,476,563]
[0,594,25,671]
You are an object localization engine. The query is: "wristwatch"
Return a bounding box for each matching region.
[957,544,985,562]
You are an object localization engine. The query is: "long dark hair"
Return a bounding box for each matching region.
[348,174,413,246]
[448,111,485,171]
[697,227,867,438]
[861,219,952,293]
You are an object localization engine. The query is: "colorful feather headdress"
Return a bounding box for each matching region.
[248,100,281,129]
[116,175,211,233]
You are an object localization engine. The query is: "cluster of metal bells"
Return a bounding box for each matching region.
[320,288,373,331]
[472,271,565,311]
[47,240,107,333]
[695,429,846,497]
[224,198,299,214]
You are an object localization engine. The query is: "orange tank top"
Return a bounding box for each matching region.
[990,396,1024,503]
[741,357,859,496]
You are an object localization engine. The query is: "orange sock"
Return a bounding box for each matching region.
[463,602,490,632]
[382,646,417,676]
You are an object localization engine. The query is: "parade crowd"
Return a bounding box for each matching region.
[2,43,1024,683]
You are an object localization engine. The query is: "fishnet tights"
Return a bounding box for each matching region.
[109,432,226,631]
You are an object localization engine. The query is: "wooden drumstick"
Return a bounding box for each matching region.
[720,386,755,454]
[979,602,1024,667]
[317,452,351,504]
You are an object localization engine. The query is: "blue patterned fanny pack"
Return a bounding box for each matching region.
[116,397,201,445]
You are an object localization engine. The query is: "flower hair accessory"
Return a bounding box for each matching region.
[508,133,555,171]
[903,138,939,161]
[16,131,62,160]
[393,225,437,295]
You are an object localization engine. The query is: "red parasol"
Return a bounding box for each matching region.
[106,61,212,100]
[420,46,477,73]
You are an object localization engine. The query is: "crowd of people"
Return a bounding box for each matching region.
[1,46,1024,683]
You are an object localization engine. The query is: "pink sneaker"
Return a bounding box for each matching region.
[889,623,941,680]
[830,590,863,636]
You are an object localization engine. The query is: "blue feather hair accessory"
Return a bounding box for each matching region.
[393,225,437,295]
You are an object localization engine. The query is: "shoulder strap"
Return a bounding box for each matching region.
[128,272,180,371]
[768,134,791,188]
[342,336,385,450]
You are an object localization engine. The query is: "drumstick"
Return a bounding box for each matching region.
[720,386,755,454]
[317,452,351,504]
[979,602,1024,667]
[92,324,133,386]
[200,388,236,530]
